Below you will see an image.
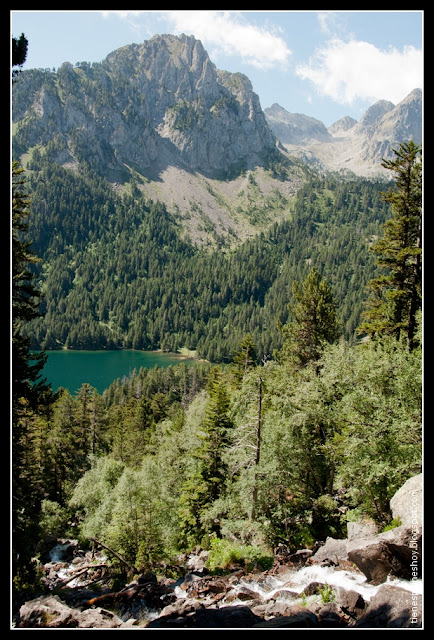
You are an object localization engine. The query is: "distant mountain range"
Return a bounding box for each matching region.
[265,89,422,177]
[13,34,305,246]
[12,34,422,247]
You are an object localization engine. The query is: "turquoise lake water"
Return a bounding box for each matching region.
[38,350,194,394]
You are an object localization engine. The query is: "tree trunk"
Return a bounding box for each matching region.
[251,376,262,521]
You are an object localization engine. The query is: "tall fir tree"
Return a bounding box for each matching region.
[277,267,340,369]
[178,369,233,545]
[12,161,54,586]
[231,333,258,382]
[359,141,422,348]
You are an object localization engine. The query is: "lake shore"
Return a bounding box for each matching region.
[36,348,210,395]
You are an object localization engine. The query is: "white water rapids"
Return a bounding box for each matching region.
[231,564,422,604]
[173,562,422,607]
[46,541,423,623]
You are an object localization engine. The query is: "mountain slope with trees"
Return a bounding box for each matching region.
[22,158,392,361]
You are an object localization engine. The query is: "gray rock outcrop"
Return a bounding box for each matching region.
[17,595,124,628]
[12,34,278,180]
[265,88,422,177]
[347,525,422,585]
[354,585,422,628]
[390,473,422,528]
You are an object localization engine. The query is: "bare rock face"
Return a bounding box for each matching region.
[354,585,422,628]
[390,473,422,528]
[12,34,278,180]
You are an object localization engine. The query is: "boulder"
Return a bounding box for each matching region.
[253,609,318,628]
[287,548,313,567]
[194,606,263,628]
[333,586,366,619]
[17,595,77,628]
[224,586,262,603]
[17,595,123,628]
[301,581,326,597]
[147,605,263,628]
[347,517,379,541]
[155,597,205,622]
[354,585,422,628]
[75,607,125,629]
[347,525,422,584]
[390,474,422,528]
[310,537,348,565]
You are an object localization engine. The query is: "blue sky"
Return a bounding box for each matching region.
[11,10,423,127]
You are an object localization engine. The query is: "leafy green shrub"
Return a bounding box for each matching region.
[381,516,402,532]
[206,538,273,574]
[39,499,69,538]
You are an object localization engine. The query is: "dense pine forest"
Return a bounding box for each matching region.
[23,153,392,361]
[12,36,422,597]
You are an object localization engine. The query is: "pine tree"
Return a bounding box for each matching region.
[231,333,258,382]
[12,161,54,586]
[359,141,422,348]
[277,267,340,369]
[12,33,28,82]
[178,370,233,544]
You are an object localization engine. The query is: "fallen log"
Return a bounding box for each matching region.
[85,592,119,607]
[84,582,173,608]
[84,584,147,607]
[57,564,109,589]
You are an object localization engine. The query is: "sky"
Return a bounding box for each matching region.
[11,10,423,127]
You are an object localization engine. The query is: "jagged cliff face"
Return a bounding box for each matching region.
[12,34,278,179]
[265,88,422,177]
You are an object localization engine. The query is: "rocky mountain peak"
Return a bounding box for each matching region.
[12,34,278,181]
[355,99,395,132]
[328,116,357,137]
[264,104,331,144]
[265,89,422,177]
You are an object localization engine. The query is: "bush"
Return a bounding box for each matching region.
[206,537,273,574]
[39,499,69,538]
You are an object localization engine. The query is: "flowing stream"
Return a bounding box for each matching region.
[231,563,422,604]
[45,541,423,624]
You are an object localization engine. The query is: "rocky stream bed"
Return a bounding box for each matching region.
[13,475,423,629]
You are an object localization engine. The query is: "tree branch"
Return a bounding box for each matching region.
[90,537,138,575]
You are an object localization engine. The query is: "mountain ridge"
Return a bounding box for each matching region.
[12,34,422,248]
[265,88,422,177]
[13,33,304,247]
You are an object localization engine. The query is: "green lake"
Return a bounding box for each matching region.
[38,350,195,394]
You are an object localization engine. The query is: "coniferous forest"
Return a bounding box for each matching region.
[23,154,392,361]
[12,35,422,600]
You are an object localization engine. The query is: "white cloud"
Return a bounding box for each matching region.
[162,11,291,69]
[102,10,292,70]
[317,11,346,36]
[296,38,422,105]
[100,10,148,35]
